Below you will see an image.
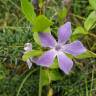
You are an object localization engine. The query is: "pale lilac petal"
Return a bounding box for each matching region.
[57,52,73,74]
[26,59,32,69]
[58,22,72,44]
[35,49,57,67]
[63,40,86,56]
[39,32,57,48]
[24,43,32,51]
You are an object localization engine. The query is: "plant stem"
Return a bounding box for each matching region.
[38,67,42,96]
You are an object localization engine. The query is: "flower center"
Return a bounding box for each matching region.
[55,44,62,51]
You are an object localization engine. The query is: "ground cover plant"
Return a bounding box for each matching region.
[0,0,96,96]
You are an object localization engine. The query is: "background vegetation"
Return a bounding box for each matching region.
[0,0,96,96]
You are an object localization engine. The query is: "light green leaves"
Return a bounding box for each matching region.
[73,26,88,35]
[57,7,67,23]
[21,0,53,32]
[50,58,59,69]
[71,26,88,41]
[76,50,96,59]
[32,15,53,32]
[89,0,96,10]
[33,32,41,45]
[33,27,51,45]
[84,11,96,31]
[22,50,43,61]
[84,0,96,31]
[21,0,36,23]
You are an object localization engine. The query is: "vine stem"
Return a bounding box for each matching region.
[38,67,42,96]
[16,68,38,96]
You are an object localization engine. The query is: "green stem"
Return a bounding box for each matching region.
[85,78,88,96]
[71,13,86,20]
[16,68,38,96]
[38,67,42,96]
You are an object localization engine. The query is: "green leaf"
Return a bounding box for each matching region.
[72,26,88,35]
[22,50,43,61]
[57,7,67,23]
[84,11,96,31]
[39,0,44,8]
[43,27,51,32]
[50,58,59,69]
[89,0,96,10]
[76,50,96,59]
[49,70,62,81]
[0,64,6,80]
[41,69,62,86]
[33,27,51,45]
[21,0,36,23]
[32,15,53,32]
[71,26,88,41]
[33,32,41,45]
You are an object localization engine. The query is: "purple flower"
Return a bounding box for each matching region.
[35,22,86,74]
[24,43,33,69]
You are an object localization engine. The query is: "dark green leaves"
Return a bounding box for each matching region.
[89,0,96,10]
[41,69,62,86]
[21,0,36,23]
[32,15,53,32]
[22,50,43,61]
[84,11,96,31]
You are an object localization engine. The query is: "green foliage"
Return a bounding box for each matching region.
[57,7,67,23]
[21,0,36,23]
[41,69,62,86]
[32,15,53,32]
[39,0,44,8]
[33,27,51,45]
[73,26,88,35]
[0,0,96,96]
[50,58,59,69]
[84,11,96,31]
[89,0,96,10]
[0,64,7,80]
[76,50,96,59]
[22,50,43,61]
[33,32,41,45]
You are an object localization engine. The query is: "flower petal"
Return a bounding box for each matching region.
[26,59,32,69]
[63,40,86,56]
[58,22,72,44]
[24,43,32,51]
[35,49,57,67]
[57,52,73,74]
[39,32,57,48]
